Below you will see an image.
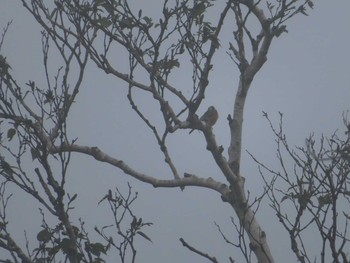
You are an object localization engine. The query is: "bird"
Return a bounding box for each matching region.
[189,106,218,134]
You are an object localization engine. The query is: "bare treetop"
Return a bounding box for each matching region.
[0,1,321,262]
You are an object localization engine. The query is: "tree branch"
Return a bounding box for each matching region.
[179,237,218,263]
[52,142,230,197]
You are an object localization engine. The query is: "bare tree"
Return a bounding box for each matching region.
[0,19,151,263]
[0,0,318,262]
[252,112,350,263]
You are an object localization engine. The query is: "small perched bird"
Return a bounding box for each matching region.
[189,106,218,134]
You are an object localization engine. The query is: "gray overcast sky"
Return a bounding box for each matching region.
[1,1,350,262]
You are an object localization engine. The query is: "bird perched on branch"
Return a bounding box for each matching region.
[189,106,218,134]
